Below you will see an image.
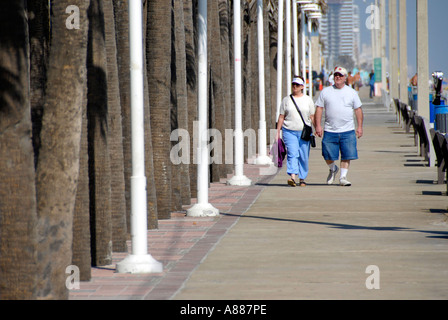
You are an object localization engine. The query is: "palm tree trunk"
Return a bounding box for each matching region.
[87,0,112,267]
[249,3,259,159]
[146,1,173,220]
[208,0,225,182]
[72,92,91,281]
[35,0,90,299]
[0,0,38,300]
[173,0,191,204]
[103,0,128,252]
[218,0,233,175]
[263,1,273,137]
[170,0,183,212]
[242,2,253,160]
[183,0,198,199]
[113,0,132,232]
[28,0,50,168]
[142,0,160,230]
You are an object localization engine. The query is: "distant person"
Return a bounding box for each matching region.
[314,66,364,187]
[347,71,354,88]
[276,76,315,187]
[328,72,334,86]
[354,72,361,91]
[369,70,375,99]
[410,73,418,86]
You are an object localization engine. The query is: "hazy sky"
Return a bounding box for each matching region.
[355,0,447,79]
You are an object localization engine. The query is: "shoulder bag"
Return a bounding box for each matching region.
[289,95,316,147]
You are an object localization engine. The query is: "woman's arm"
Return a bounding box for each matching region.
[276,114,285,140]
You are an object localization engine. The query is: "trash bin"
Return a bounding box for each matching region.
[435,105,448,133]
[410,86,418,110]
[430,102,435,123]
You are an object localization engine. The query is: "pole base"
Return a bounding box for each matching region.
[187,203,220,217]
[115,254,163,274]
[227,175,252,186]
[254,155,273,165]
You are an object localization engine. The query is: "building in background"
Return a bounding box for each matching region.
[319,0,360,71]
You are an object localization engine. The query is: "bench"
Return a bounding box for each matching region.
[413,115,436,167]
[399,101,412,133]
[430,129,448,193]
[394,98,401,124]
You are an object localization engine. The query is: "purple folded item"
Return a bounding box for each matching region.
[277,138,286,167]
[271,138,287,168]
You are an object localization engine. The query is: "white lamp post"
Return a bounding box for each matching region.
[295,0,313,80]
[275,0,284,122]
[228,0,252,186]
[116,0,163,274]
[255,0,273,165]
[297,1,320,94]
[307,11,322,97]
[286,0,292,95]
[187,0,220,216]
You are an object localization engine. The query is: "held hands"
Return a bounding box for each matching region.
[314,126,363,139]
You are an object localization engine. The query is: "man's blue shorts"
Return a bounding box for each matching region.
[322,130,358,161]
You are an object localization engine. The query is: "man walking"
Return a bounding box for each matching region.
[314,66,364,186]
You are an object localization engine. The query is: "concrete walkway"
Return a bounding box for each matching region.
[173,95,448,300]
[70,88,448,300]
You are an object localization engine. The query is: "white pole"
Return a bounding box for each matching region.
[293,1,300,76]
[276,0,284,122]
[227,0,252,186]
[255,0,272,165]
[301,9,307,94]
[286,0,292,95]
[308,21,312,97]
[116,0,162,273]
[187,0,219,215]
[417,0,429,120]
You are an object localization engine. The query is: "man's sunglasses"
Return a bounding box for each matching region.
[334,73,345,77]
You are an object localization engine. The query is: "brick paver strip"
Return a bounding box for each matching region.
[69,163,276,300]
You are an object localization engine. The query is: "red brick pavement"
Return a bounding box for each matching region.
[69,163,276,300]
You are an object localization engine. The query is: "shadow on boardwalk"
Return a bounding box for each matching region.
[70,88,448,300]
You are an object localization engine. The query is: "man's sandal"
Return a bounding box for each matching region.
[287,179,296,187]
[299,180,306,187]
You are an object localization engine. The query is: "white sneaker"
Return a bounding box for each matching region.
[339,177,351,186]
[326,165,339,185]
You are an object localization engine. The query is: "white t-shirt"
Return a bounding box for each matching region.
[315,85,362,133]
[279,95,315,131]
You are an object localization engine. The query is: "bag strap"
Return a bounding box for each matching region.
[289,94,307,126]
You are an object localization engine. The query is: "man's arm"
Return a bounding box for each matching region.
[354,107,363,138]
[314,106,324,138]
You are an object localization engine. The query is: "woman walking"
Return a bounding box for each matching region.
[276,76,316,187]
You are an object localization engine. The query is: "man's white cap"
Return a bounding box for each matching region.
[292,77,304,85]
[334,66,348,76]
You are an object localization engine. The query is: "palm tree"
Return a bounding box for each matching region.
[146,1,173,220]
[28,0,50,167]
[170,0,183,212]
[35,0,90,299]
[0,0,39,300]
[218,0,234,176]
[104,0,128,252]
[209,0,227,182]
[86,0,113,267]
[113,0,133,231]
[183,0,198,199]
[173,0,191,204]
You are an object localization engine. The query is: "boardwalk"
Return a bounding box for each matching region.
[70,88,448,300]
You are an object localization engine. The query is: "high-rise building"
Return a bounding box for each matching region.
[319,0,360,70]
